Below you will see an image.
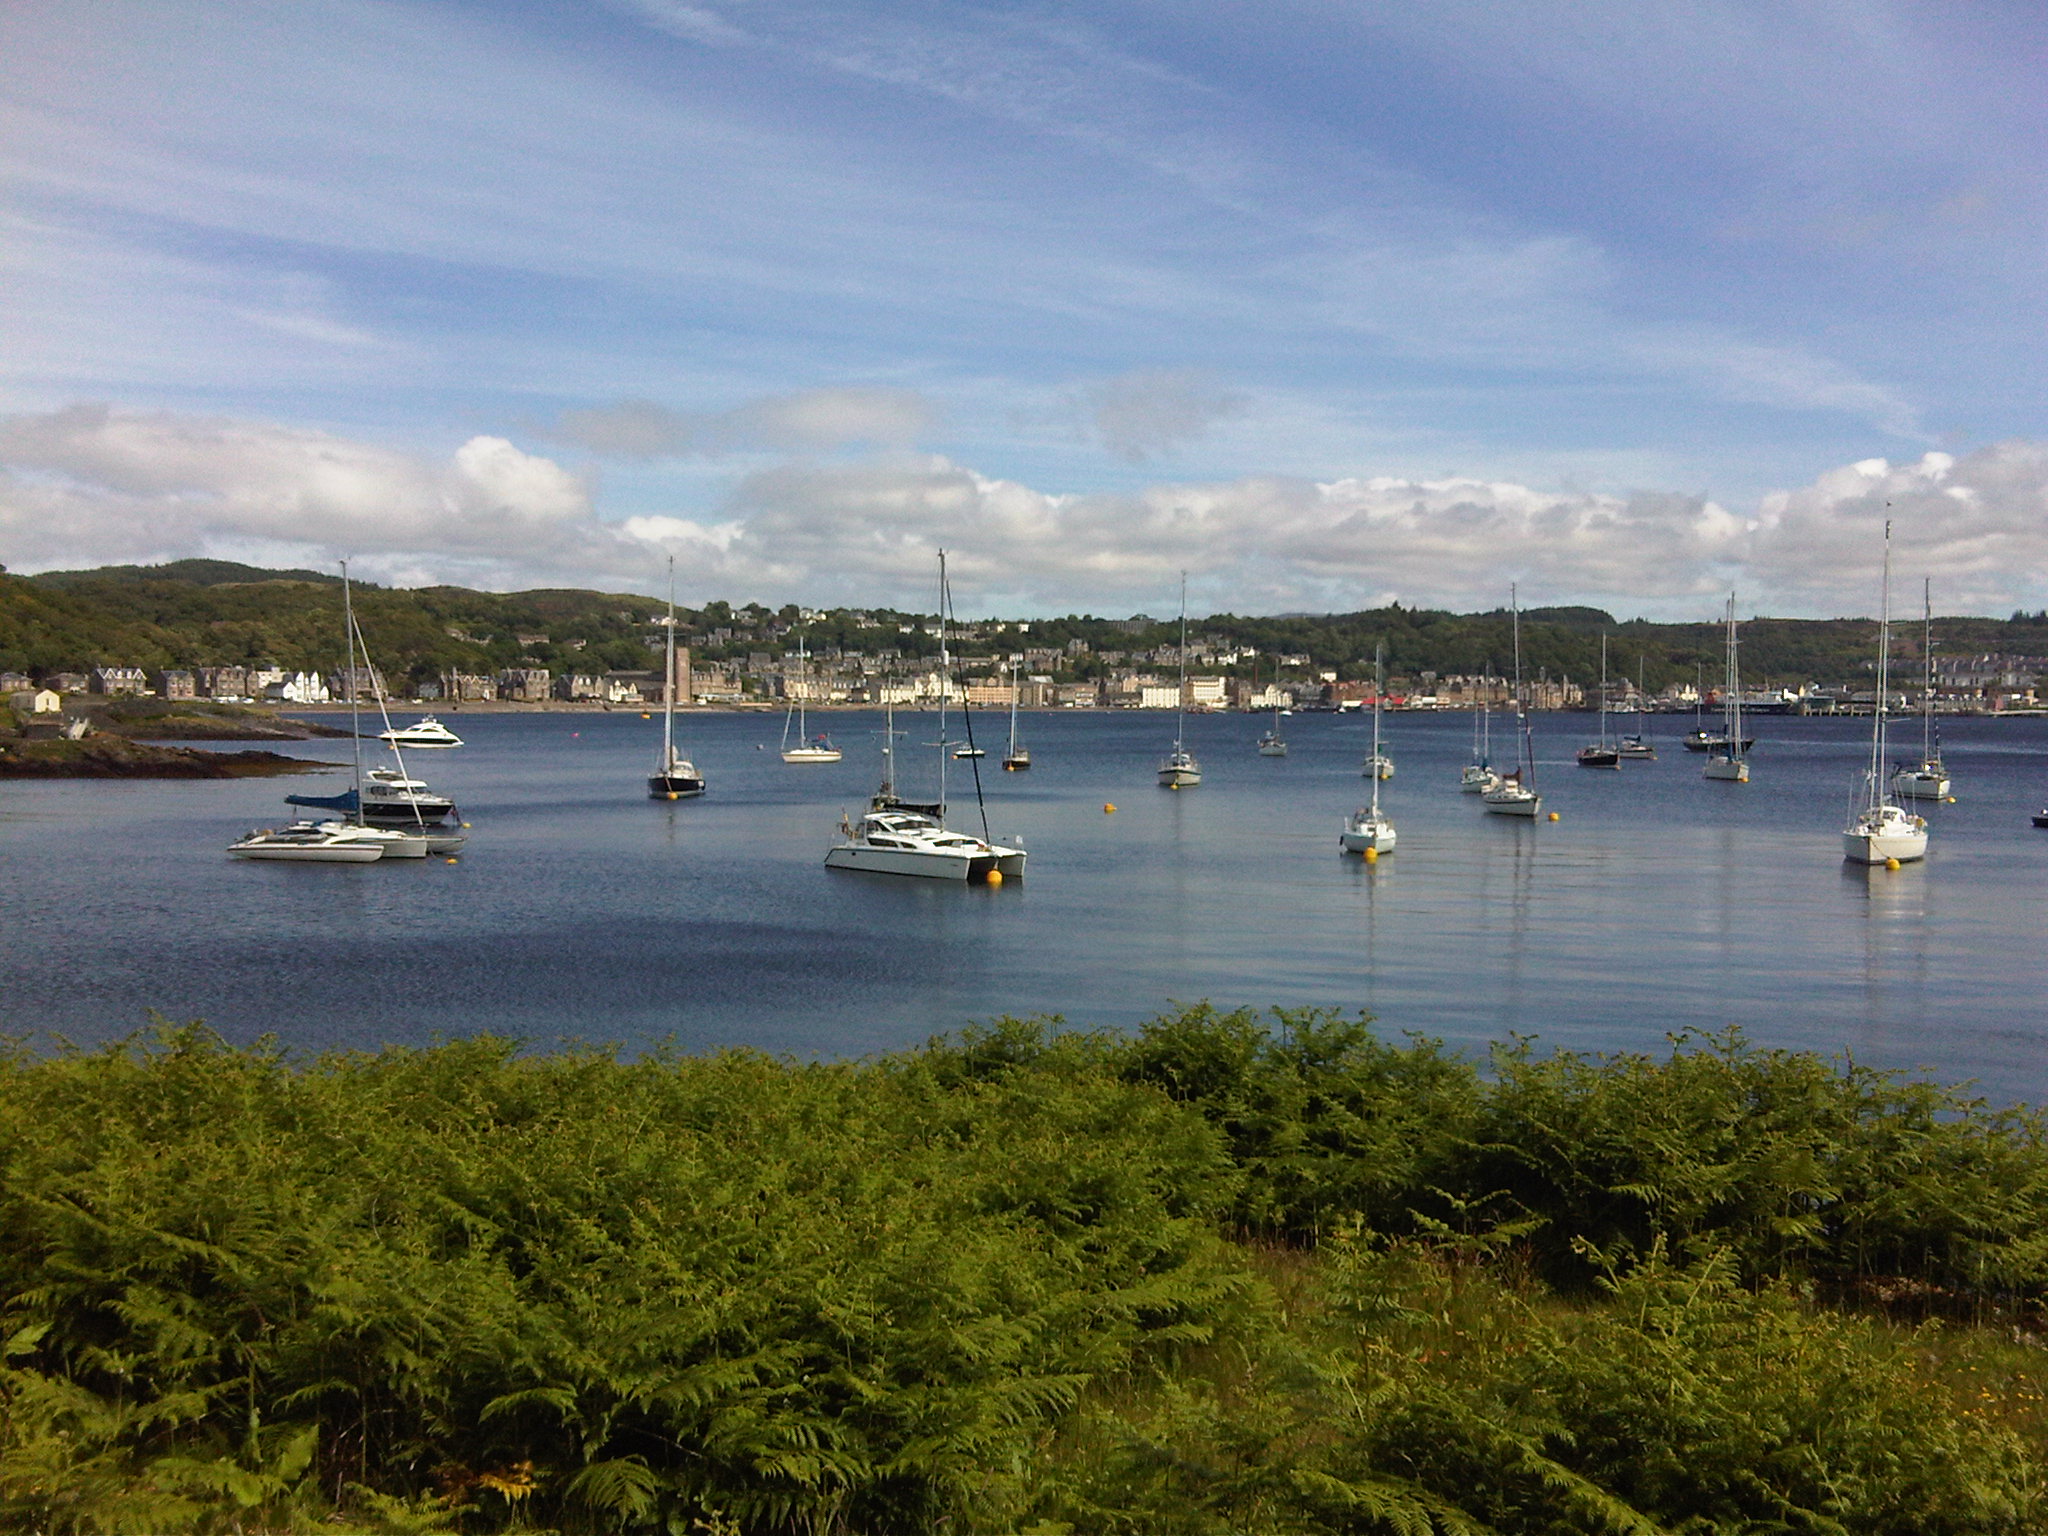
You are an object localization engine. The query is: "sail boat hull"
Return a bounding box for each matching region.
[1002,753,1031,771]
[648,772,706,798]
[1158,762,1202,788]
[781,747,841,764]
[1892,764,1948,799]
[1481,789,1542,816]
[1703,754,1749,782]
[1340,809,1396,853]
[1843,806,1927,864]
[1575,747,1620,768]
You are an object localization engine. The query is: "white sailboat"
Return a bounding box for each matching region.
[1892,578,1949,800]
[1576,631,1621,768]
[827,551,1026,881]
[1703,596,1750,782]
[779,633,841,763]
[1342,645,1397,854]
[1461,675,1500,792]
[1618,656,1656,759]
[1256,659,1288,756]
[649,557,706,798]
[1845,521,1929,865]
[1157,573,1201,788]
[1482,585,1542,816]
[1001,660,1031,771]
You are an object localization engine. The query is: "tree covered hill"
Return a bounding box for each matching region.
[4,560,2045,693]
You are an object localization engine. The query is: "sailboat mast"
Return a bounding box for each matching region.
[1370,645,1384,815]
[1922,577,1935,760]
[1008,659,1020,757]
[1869,521,1893,801]
[1598,631,1609,747]
[936,549,949,816]
[341,560,364,812]
[661,556,676,770]
[1510,583,1532,782]
[1726,594,1741,755]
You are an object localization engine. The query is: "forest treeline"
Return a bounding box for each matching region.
[8,559,2048,692]
[4,1010,2047,1534]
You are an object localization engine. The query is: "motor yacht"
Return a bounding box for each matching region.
[288,766,458,825]
[378,716,463,749]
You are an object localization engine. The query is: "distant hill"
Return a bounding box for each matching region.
[3,560,2044,694]
[29,559,346,589]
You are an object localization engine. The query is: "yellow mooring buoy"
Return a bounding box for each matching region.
[666,791,678,801]
[1363,847,1378,863]
[1548,811,1560,821]
[1885,857,1901,870]
[1104,803,1117,814]
[444,857,458,865]
[986,869,1003,886]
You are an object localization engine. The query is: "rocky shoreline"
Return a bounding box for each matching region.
[0,737,327,779]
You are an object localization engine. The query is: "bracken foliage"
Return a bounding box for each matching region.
[1,1010,2043,1533]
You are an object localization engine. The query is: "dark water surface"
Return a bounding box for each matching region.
[5,708,2047,1100]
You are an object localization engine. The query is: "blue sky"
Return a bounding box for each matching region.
[3,0,2045,616]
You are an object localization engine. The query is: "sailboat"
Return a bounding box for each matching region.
[1256,659,1288,756]
[1157,573,1201,788]
[649,556,706,798]
[1577,631,1621,768]
[1618,656,1656,758]
[1844,521,1928,865]
[1703,596,1750,782]
[779,633,841,763]
[826,552,1027,882]
[1342,645,1397,853]
[1482,586,1542,816]
[1891,579,1949,800]
[1001,660,1032,770]
[1461,672,1500,791]
[235,563,430,862]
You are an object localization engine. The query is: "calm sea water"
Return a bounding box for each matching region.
[5,707,2047,1101]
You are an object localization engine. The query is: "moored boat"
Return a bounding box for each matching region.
[1844,522,1927,866]
[378,716,462,749]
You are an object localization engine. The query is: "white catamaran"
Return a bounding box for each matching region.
[825,551,1027,882]
[1844,521,1928,865]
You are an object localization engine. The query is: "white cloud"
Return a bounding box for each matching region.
[4,403,2044,619]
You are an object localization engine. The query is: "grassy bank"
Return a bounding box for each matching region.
[3,1011,2045,1533]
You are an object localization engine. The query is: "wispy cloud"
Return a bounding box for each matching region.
[549,388,934,458]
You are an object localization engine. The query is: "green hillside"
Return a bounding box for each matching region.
[4,561,2045,694]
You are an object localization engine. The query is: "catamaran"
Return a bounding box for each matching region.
[1844,521,1928,865]
[779,633,841,763]
[649,556,706,797]
[1342,645,1397,853]
[1157,574,1201,788]
[1483,587,1542,817]
[826,552,1026,881]
[1703,596,1750,782]
[1891,578,1949,800]
[1577,631,1621,768]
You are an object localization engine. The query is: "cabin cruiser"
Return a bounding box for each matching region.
[825,807,1026,882]
[289,765,457,825]
[378,716,463,749]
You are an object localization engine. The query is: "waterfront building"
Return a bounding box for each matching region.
[497,668,552,703]
[91,666,149,696]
